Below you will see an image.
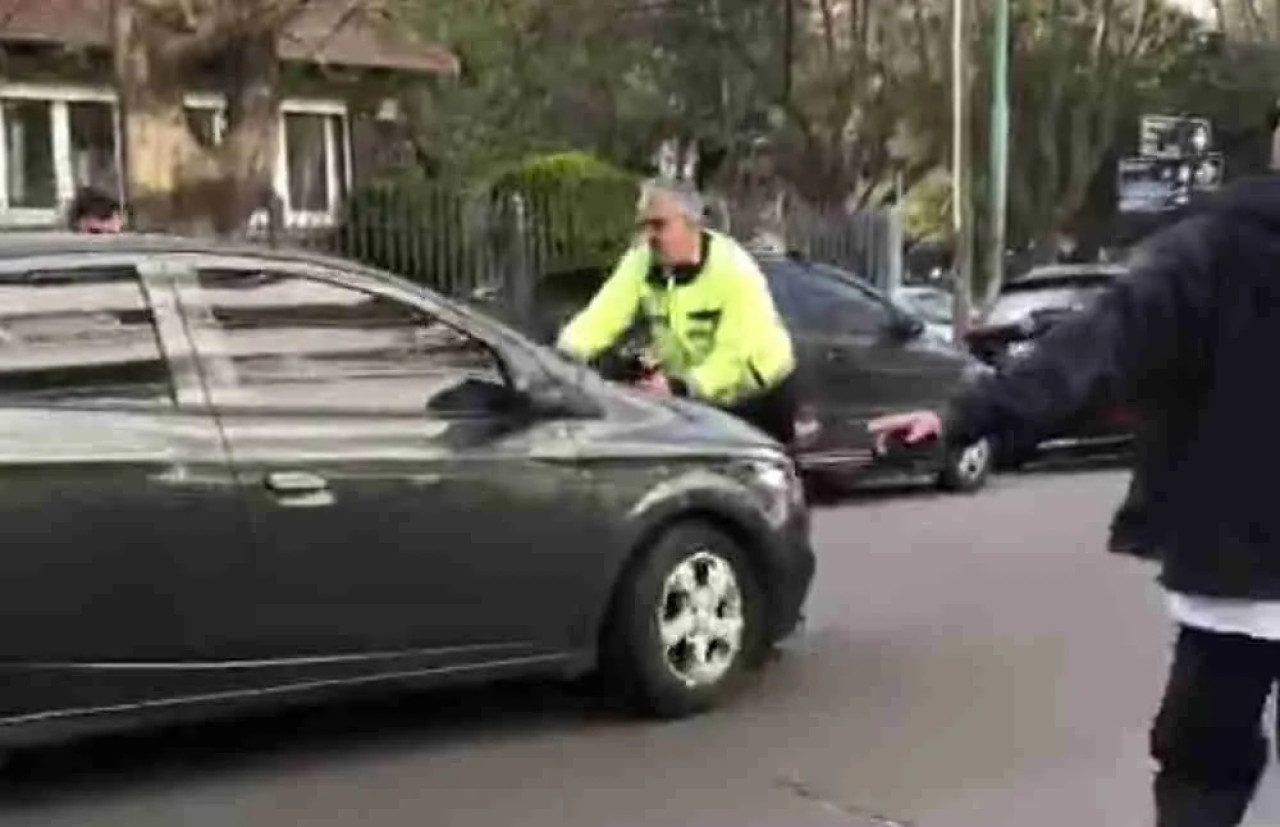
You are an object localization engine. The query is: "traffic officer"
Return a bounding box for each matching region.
[556,178,798,445]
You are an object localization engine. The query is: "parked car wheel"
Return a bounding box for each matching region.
[602,522,765,719]
[937,438,993,493]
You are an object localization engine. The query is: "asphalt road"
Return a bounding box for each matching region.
[2,464,1279,827]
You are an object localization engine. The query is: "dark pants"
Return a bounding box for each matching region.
[722,372,799,448]
[1152,625,1280,827]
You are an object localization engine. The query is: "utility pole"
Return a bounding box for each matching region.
[987,0,1010,311]
[951,0,974,341]
[782,0,794,102]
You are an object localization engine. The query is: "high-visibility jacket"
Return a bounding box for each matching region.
[557,230,795,406]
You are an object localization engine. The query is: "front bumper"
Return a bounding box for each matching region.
[761,507,816,642]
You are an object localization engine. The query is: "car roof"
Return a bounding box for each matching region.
[0,231,360,270]
[1011,262,1126,284]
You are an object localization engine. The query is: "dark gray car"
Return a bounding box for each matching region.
[0,233,814,752]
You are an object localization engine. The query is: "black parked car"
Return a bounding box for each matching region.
[758,255,994,492]
[0,233,815,751]
[483,252,996,493]
[965,263,1136,467]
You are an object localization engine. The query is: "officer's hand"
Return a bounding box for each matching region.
[868,411,943,454]
[636,371,672,396]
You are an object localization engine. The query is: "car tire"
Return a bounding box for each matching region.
[601,522,766,719]
[937,437,992,493]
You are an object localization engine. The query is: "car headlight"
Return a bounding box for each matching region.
[743,457,804,524]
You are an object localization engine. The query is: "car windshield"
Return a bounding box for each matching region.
[899,289,953,324]
[984,276,1112,327]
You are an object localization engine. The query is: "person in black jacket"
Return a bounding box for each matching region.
[870,175,1280,827]
[1109,417,1165,560]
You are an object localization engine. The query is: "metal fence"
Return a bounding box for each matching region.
[259,180,902,331]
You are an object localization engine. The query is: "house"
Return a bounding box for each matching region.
[0,0,457,228]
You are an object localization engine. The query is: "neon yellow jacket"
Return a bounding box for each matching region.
[556,231,795,406]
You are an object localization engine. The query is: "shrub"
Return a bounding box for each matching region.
[489,151,640,278]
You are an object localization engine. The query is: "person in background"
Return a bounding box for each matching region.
[556,178,798,446]
[67,187,124,234]
[868,175,1280,827]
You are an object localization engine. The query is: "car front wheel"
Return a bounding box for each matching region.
[602,522,765,719]
[938,437,993,493]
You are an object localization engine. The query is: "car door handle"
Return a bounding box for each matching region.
[825,348,847,362]
[265,471,329,495]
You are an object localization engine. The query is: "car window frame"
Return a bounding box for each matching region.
[0,253,182,412]
[161,253,521,420]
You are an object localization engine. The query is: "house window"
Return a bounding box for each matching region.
[3,100,56,209]
[282,110,348,217]
[0,85,348,225]
[185,106,223,149]
[284,112,330,213]
[68,101,119,196]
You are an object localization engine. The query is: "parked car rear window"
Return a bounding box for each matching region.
[789,265,891,334]
[0,266,174,408]
[984,276,1113,328]
[183,268,508,415]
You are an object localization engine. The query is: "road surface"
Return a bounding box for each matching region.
[2,465,1278,827]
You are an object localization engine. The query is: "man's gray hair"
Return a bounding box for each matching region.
[637,177,706,226]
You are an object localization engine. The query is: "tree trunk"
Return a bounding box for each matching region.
[112,0,285,237]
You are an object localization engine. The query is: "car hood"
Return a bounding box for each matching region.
[565,368,784,460]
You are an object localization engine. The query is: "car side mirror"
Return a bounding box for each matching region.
[520,377,600,419]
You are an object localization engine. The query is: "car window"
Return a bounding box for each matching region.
[0,266,174,409]
[183,268,509,415]
[758,260,806,320]
[900,290,953,324]
[788,266,891,334]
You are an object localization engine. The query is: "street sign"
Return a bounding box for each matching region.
[1139,115,1212,159]
[1117,154,1224,214]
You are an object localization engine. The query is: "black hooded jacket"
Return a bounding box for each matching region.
[946,176,1280,599]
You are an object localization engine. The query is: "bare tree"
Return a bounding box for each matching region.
[111,0,340,234]
[1006,0,1196,254]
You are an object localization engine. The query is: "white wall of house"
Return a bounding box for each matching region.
[0,82,352,229]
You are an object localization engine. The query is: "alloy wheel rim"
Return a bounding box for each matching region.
[957,439,991,480]
[656,551,745,689]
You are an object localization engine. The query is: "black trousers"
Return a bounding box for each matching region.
[721,372,799,448]
[1152,625,1280,827]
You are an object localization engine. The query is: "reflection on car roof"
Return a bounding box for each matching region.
[1012,263,1127,283]
[0,231,363,271]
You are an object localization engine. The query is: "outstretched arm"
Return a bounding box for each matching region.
[556,246,647,361]
[873,218,1219,449]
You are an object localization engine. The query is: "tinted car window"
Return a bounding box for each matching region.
[184,268,508,415]
[897,289,953,325]
[788,266,890,334]
[758,260,807,320]
[0,266,173,408]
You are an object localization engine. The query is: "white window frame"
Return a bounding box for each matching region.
[0,83,352,228]
[279,100,350,218]
[0,83,121,227]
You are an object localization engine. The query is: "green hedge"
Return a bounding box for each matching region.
[335,153,639,303]
[490,151,640,278]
